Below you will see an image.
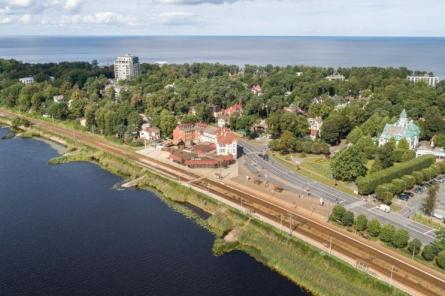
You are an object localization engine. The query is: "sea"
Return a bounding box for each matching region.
[0,36,444,77]
[0,127,308,296]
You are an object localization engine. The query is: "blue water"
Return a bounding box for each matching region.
[0,127,307,296]
[0,36,444,77]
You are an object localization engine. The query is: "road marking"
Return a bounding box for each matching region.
[424,229,435,235]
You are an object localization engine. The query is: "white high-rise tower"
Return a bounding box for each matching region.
[114,54,140,81]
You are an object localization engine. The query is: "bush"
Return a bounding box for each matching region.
[436,250,445,269]
[367,219,381,237]
[391,229,409,248]
[407,239,422,256]
[379,224,396,243]
[401,175,416,190]
[375,185,394,204]
[401,150,416,162]
[341,211,354,226]
[436,161,445,174]
[329,205,346,223]
[356,155,436,195]
[390,178,406,195]
[422,244,437,261]
[355,214,368,232]
[412,171,424,185]
[393,149,405,162]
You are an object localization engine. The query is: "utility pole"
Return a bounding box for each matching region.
[390,265,395,283]
[329,237,332,255]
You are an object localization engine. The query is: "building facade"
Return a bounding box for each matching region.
[19,77,34,85]
[407,75,440,87]
[378,110,420,149]
[308,117,323,140]
[114,54,140,81]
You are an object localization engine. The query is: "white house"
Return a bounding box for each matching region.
[326,73,345,81]
[140,124,160,142]
[53,95,64,103]
[19,77,34,85]
[200,127,218,143]
[308,117,323,140]
[407,75,440,87]
[216,129,237,158]
[378,110,420,149]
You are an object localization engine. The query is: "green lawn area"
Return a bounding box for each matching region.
[272,152,357,195]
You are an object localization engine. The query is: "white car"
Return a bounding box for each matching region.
[378,204,391,213]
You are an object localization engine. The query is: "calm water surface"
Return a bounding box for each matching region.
[0,36,444,77]
[0,127,307,296]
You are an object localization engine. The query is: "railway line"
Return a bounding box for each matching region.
[2,109,445,296]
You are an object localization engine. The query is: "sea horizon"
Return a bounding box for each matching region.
[1,35,444,77]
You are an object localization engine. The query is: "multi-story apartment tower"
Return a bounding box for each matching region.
[114,54,140,81]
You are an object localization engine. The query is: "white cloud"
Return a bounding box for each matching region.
[18,13,31,23]
[63,0,81,12]
[0,15,12,23]
[155,0,239,4]
[59,11,134,25]
[156,11,197,25]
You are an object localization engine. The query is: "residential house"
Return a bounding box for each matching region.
[326,73,345,81]
[53,95,64,103]
[19,77,34,85]
[140,124,160,142]
[407,75,440,87]
[172,122,208,145]
[378,110,420,149]
[216,129,238,158]
[215,103,243,128]
[308,117,323,140]
[251,84,263,95]
[284,104,306,115]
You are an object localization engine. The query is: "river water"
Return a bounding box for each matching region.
[0,127,307,296]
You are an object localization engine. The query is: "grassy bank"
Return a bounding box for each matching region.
[47,145,405,296]
[1,112,405,296]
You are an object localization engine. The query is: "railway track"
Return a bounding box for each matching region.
[2,109,445,296]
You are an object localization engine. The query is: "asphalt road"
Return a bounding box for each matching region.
[239,139,436,244]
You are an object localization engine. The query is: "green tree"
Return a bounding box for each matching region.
[379,224,396,243]
[276,131,297,153]
[391,229,409,248]
[421,106,445,139]
[437,250,445,269]
[329,205,346,223]
[375,141,396,170]
[423,184,439,216]
[159,109,177,138]
[347,127,363,144]
[341,211,354,227]
[330,146,367,181]
[320,113,349,145]
[407,239,422,256]
[367,219,381,237]
[397,138,410,150]
[355,214,368,232]
[422,244,437,261]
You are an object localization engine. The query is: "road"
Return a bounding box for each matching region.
[239,139,436,244]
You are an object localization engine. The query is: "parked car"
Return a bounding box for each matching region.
[406,191,414,197]
[378,204,391,213]
[398,194,409,201]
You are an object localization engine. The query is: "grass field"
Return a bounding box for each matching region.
[272,152,356,195]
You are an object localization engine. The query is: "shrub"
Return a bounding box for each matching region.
[401,175,416,190]
[436,250,445,269]
[422,244,436,261]
[391,229,409,248]
[355,214,368,232]
[329,205,346,223]
[341,211,354,227]
[356,155,436,195]
[390,178,406,195]
[379,224,396,243]
[367,219,381,237]
[393,149,405,162]
[407,239,422,256]
[401,150,416,162]
[412,171,424,185]
[375,185,394,204]
[436,161,445,174]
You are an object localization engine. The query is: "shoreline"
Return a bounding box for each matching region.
[0,120,408,296]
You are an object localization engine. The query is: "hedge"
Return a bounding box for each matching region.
[356,155,436,195]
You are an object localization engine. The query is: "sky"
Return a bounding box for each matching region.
[0,0,444,36]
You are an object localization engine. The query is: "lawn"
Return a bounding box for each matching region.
[272,152,357,195]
